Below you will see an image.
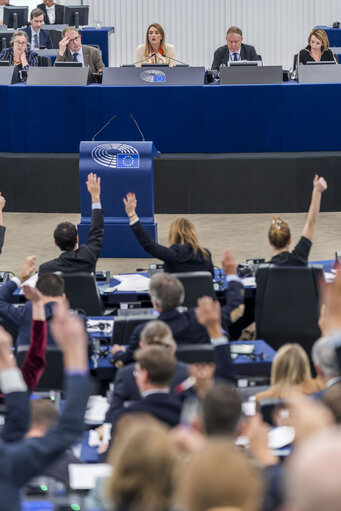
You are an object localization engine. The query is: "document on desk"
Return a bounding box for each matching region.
[112,274,151,292]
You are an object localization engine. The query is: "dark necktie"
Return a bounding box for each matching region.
[34,33,39,49]
[233,52,238,61]
[72,52,79,62]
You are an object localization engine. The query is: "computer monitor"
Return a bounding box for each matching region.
[0,61,9,67]
[55,61,82,68]
[63,6,89,28]
[3,6,28,30]
[141,63,169,67]
[306,61,336,65]
[227,60,259,67]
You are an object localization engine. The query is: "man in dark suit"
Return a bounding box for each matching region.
[211,25,260,70]
[39,173,103,275]
[111,249,244,366]
[0,257,66,346]
[22,8,52,50]
[110,346,182,434]
[37,0,64,25]
[105,320,190,425]
[55,26,104,74]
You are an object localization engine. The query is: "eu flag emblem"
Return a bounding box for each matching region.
[154,75,166,82]
[117,154,140,168]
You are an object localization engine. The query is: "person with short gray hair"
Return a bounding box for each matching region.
[149,272,185,311]
[312,334,341,398]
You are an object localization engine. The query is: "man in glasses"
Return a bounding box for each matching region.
[55,26,104,74]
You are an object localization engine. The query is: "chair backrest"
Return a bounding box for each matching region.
[38,55,52,67]
[60,272,105,316]
[173,271,216,308]
[176,343,214,363]
[293,53,298,70]
[16,345,64,391]
[255,264,323,357]
[112,315,156,345]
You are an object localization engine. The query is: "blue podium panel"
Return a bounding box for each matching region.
[81,27,114,67]
[315,26,341,47]
[78,140,159,258]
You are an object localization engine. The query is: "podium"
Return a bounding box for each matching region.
[78,141,160,257]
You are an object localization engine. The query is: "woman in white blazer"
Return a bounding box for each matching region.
[136,22,177,67]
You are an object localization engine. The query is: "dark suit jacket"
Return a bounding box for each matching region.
[112,280,244,365]
[39,208,104,275]
[22,26,52,49]
[37,3,64,25]
[111,391,182,434]
[0,280,56,346]
[55,44,105,73]
[105,360,189,424]
[211,43,259,70]
[130,220,214,276]
[0,374,91,511]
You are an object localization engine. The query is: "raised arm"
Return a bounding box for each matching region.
[85,172,103,256]
[302,175,327,242]
[123,193,184,263]
[20,286,47,392]
[0,192,6,254]
[0,326,30,443]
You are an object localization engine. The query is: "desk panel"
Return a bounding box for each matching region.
[1,82,341,153]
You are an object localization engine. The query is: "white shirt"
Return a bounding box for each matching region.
[46,4,55,25]
[229,49,241,61]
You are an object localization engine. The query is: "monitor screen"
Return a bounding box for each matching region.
[141,63,169,67]
[306,61,336,65]
[55,61,82,68]
[3,6,28,30]
[63,6,89,27]
[228,60,259,67]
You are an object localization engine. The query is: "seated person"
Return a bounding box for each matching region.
[104,320,190,425]
[39,173,103,274]
[55,26,105,74]
[267,175,327,266]
[0,31,38,80]
[211,25,259,70]
[0,256,66,346]
[136,22,177,66]
[255,343,324,402]
[22,8,52,50]
[0,192,5,255]
[111,249,244,366]
[110,345,182,433]
[296,28,338,68]
[37,0,64,25]
[124,192,214,275]
[25,399,82,487]
[0,301,91,510]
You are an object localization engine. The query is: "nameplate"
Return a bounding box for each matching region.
[103,66,205,86]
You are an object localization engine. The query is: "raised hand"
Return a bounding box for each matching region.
[195,296,222,338]
[22,285,43,304]
[0,326,15,370]
[86,172,101,202]
[123,192,137,218]
[221,248,237,275]
[0,192,6,212]
[58,36,70,56]
[19,256,37,283]
[313,174,327,193]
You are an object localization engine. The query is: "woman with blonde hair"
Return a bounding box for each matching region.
[296,28,338,68]
[106,417,178,511]
[268,175,327,266]
[135,22,177,66]
[123,192,214,275]
[255,343,324,402]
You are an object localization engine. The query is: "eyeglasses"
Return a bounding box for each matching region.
[68,35,80,44]
[14,41,27,46]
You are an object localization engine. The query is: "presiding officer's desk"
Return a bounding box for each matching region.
[0,81,340,153]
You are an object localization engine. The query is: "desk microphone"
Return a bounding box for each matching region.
[130,113,145,141]
[92,114,117,141]
[166,55,190,67]
[128,54,157,66]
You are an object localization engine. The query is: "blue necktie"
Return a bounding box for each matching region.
[233,53,239,61]
[72,52,79,62]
